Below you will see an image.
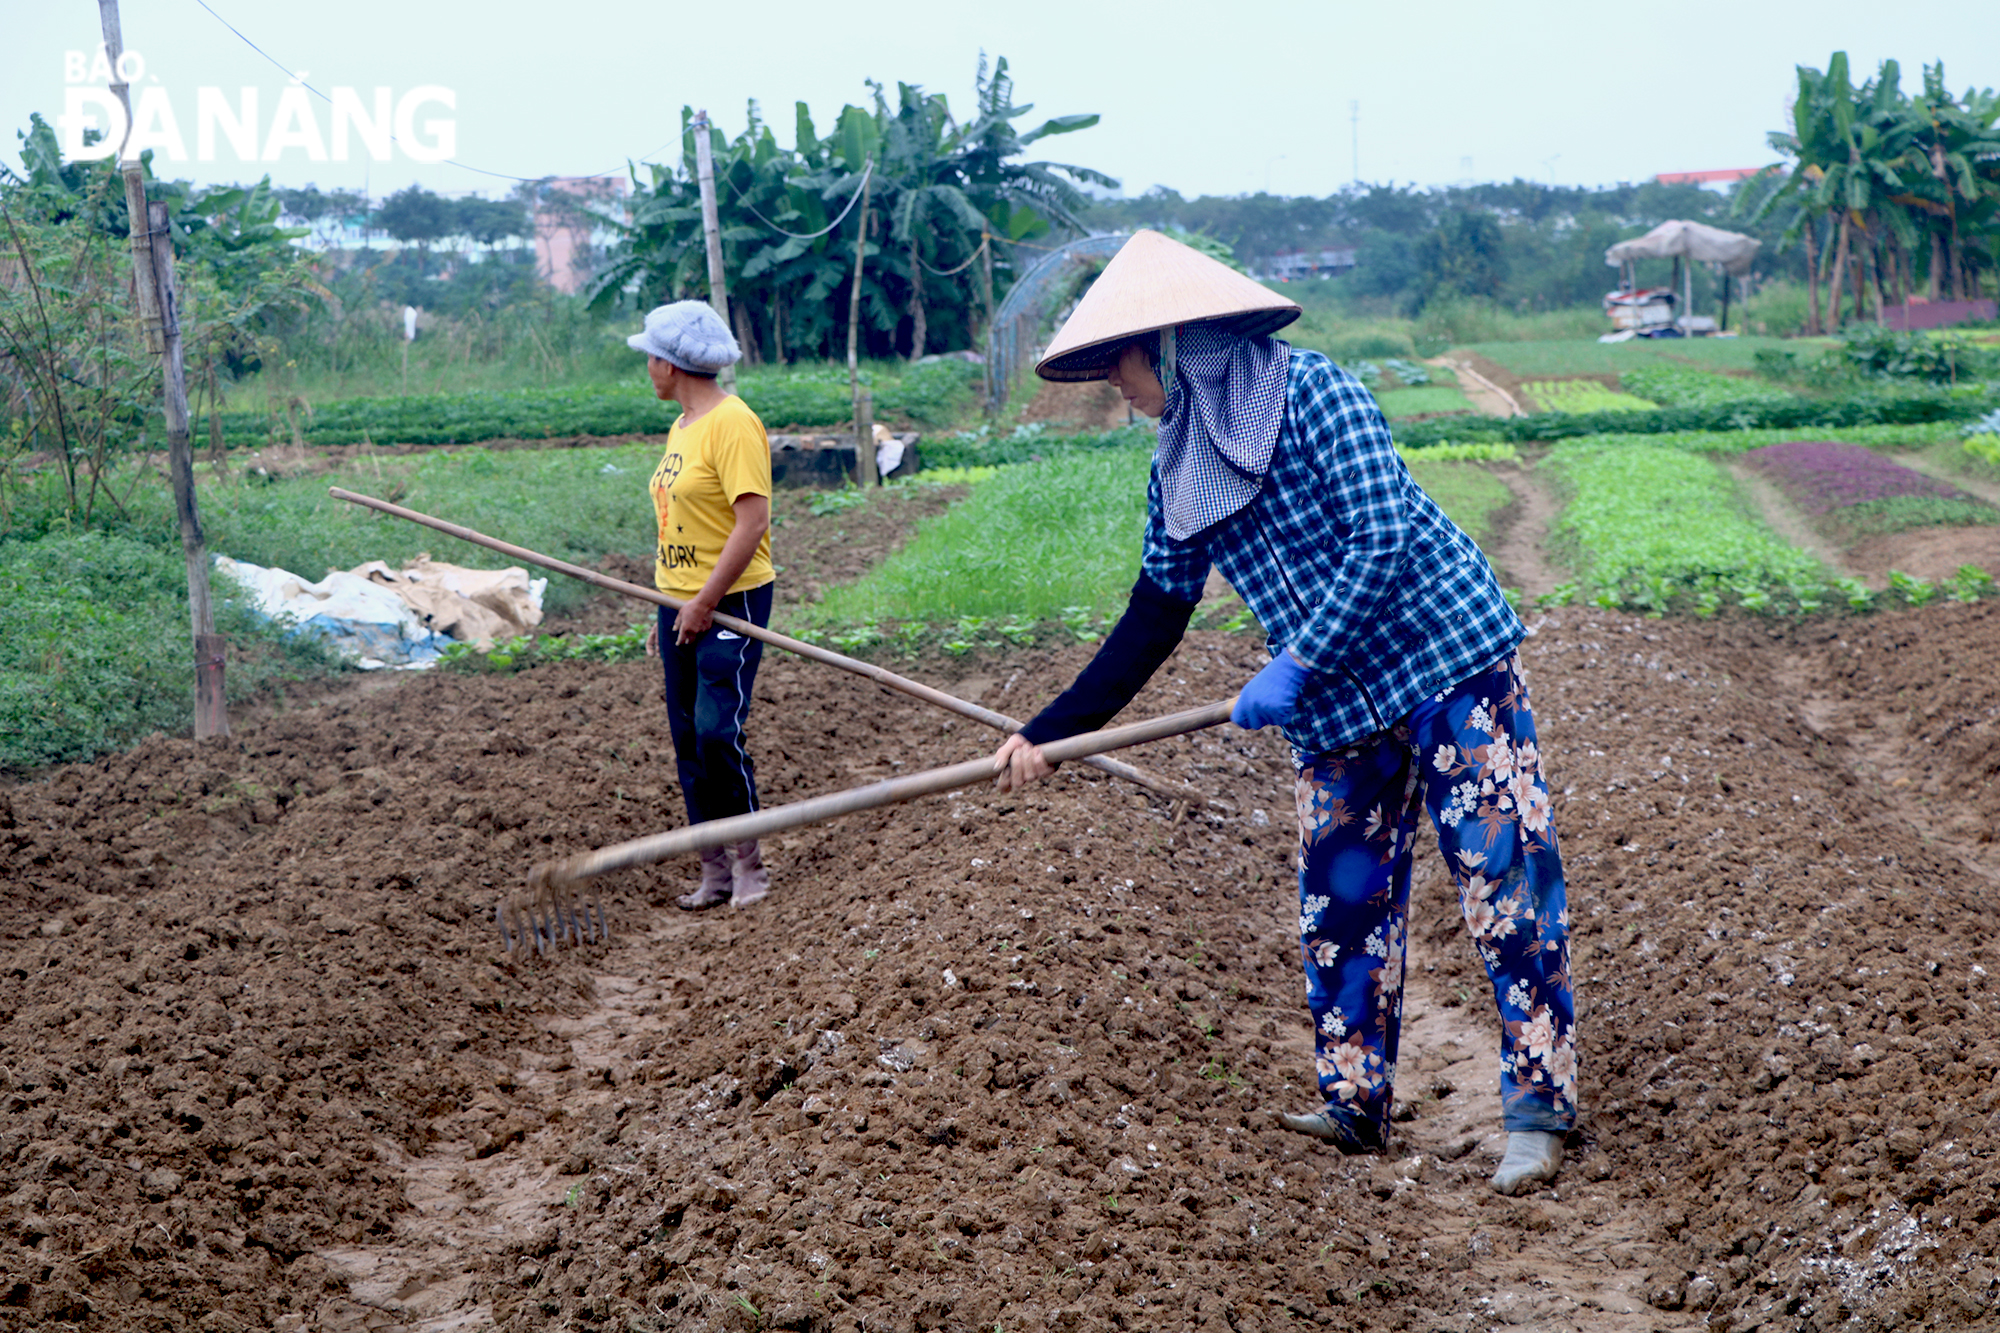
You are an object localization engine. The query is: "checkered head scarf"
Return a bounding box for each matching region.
[1155,324,1292,541]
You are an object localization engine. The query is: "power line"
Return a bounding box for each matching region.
[720,157,875,240]
[189,0,674,186]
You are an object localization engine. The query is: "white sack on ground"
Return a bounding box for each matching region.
[214,554,545,667]
[353,555,546,650]
[215,556,453,669]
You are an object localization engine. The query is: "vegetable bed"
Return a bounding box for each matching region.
[1544,443,1826,613]
[1740,440,1998,539]
[1523,380,1655,414]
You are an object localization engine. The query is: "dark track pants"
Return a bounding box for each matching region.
[1293,652,1577,1138]
[659,583,772,826]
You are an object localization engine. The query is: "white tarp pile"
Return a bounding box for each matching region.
[1605,220,1761,275]
[216,553,547,669]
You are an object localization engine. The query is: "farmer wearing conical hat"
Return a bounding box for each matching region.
[991,231,1576,1195]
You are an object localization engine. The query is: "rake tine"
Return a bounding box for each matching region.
[560,889,583,948]
[496,900,516,954]
[533,896,552,956]
[592,894,608,943]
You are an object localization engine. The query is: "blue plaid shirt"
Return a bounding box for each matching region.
[1142,349,1523,754]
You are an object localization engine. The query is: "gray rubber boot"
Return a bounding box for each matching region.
[1272,1108,1386,1156]
[728,841,769,907]
[1490,1130,1563,1195]
[676,847,732,911]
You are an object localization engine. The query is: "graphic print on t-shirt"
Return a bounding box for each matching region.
[652,449,697,573]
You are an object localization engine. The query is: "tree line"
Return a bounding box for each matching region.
[1748,54,2000,332]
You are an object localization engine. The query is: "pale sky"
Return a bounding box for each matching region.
[4,0,1993,202]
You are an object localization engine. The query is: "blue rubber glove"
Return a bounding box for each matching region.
[1232,649,1312,730]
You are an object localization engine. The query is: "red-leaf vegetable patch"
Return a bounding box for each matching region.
[1741,440,1977,515]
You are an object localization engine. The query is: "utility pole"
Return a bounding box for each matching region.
[1350,100,1360,187]
[100,0,227,738]
[690,109,736,397]
[845,164,876,485]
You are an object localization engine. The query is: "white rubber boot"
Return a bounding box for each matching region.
[1490,1130,1563,1195]
[728,841,769,907]
[676,848,732,911]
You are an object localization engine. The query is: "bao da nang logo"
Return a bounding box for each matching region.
[59,46,456,165]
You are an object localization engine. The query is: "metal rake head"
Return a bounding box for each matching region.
[498,867,608,956]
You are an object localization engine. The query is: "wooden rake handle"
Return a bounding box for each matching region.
[327,487,1205,804]
[527,698,1237,892]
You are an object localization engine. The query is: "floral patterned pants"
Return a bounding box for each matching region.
[1293,653,1576,1137]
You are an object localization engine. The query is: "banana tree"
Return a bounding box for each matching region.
[590,57,1114,364]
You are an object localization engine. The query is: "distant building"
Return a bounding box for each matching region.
[1654,168,1764,189]
[533,176,630,295]
[1261,248,1357,282]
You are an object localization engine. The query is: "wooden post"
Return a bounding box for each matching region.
[100,0,227,740]
[845,162,872,455]
[855,388,877,486]
[691,110,737,397]
[151,202,229,739]
[979,227,995,413]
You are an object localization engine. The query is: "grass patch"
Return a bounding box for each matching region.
[1376,386,1474,418]
[0,532,340,771]
[1404,460,1513,550]
[7,442,670,617]
[1619,365,1796,408]
[1462,335,1819,377]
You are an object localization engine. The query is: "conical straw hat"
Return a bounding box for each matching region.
[1035,230,1301,382]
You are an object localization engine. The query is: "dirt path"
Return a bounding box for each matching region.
[1723,457,1862,583]
[1897,448,2000,508]
[1491,461,1567,601]
[1434,356,1525,418]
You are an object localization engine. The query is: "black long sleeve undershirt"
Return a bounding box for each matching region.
[1017,574,1200,747]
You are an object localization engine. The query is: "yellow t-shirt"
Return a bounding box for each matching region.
[649,395,775,598]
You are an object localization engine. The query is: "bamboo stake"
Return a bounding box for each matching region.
[691,109,737,398]
[327,488,1206,803]
[846,165,874,483]
[101,0,227,738]
[528,698,1234,894]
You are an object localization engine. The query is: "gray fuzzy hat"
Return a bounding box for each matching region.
[626,300,741,374]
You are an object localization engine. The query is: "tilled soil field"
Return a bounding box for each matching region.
[5,570,2000,1330]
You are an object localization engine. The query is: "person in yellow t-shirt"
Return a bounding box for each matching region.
[627,301,775,911]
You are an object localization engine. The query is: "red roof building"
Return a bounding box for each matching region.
[1654,168,1764,187]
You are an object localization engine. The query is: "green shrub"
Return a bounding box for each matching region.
[1323,329,1417,361]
